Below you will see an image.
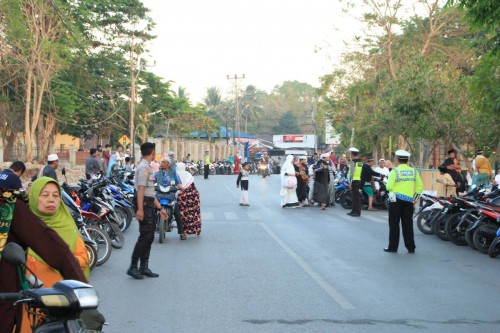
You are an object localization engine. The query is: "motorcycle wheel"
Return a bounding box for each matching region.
[340,191,352,210]
[84,241,97,271]
[431,214,450,241]
[383,196,390,211]
[473,224,498,254]
[158,212,166,244]
[115,206,132,232]
[415,208,439,235]
[85,225,112,266]
[488,236,500,258]
[465,222,482,250]
[335,189,344,203]
[445,213,468,246]
[104,220,125,249]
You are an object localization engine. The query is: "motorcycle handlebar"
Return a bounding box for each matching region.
[0,292,22,301]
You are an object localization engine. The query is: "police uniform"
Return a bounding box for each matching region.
[127,158,159,279]
[384,150,423,253]
[347,147,363,216]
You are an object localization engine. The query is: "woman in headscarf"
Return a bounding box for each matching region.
[176,162,202,236]
[280,155,299,208]
[295,156,309,207]
[313,153,331,210]
[22,177,91,332]
[27,177,89,284]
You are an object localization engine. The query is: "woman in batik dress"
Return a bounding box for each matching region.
[176,162,202,236]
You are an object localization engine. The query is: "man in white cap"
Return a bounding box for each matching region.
[384,150,423,254]
[40,153,59,181]
[347,147,363,217]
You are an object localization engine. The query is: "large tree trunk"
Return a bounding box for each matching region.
[24,70,33,162]
[3,132,16,162]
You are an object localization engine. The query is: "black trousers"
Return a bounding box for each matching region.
[132,199,156,260]
[351,180,361,215]
[387,199,415,251]
[204,164,209,179]
[172,204,184,234]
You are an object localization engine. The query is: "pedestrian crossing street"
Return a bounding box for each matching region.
[201,207,389,224]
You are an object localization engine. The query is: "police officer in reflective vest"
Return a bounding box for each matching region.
[347,147,363,217]
[384,150,423,253]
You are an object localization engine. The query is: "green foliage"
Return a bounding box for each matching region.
[272,112,301,134]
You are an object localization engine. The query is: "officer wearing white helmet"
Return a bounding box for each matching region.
[384,150,423,254]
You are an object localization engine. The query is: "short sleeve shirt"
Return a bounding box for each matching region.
[0,169,23,190]
[135,159,155,198]
[42,165,58,181]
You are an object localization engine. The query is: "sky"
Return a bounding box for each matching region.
[140,0,364,103]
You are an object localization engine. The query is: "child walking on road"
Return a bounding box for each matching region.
[237,162,250,206]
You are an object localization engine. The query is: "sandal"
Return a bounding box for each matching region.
[180,234,187,240]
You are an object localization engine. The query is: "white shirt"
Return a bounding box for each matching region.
[374,166,390,177]
[495,174,500,185]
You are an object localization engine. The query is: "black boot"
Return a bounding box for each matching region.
[127,258,144,279]
[140,259,159,278]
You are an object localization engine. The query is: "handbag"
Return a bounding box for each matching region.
[286,176,297,189]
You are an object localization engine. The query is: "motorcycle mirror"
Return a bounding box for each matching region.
[2,243,26,266]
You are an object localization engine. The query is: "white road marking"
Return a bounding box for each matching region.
[224,211,238,220]
[260,223,355,310]
[202,212,214,220]
[246,211,262,220]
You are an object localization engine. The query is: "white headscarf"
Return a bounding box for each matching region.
[176,162,194,188]
[280,155,296,193]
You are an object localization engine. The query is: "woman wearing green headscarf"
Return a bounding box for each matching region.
[26,177,89,285]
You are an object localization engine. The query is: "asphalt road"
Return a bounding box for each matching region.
[90,174,500,333]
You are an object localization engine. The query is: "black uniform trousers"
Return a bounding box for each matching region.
[204,164,209,179]
[132,197,156,260]
[351,180,361,215]
[388,198,415,251]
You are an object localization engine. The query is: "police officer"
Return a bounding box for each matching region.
[384,150,423,253]
[347,147,363,217]
[127,142,166,279]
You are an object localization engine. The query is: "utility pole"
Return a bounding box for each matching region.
[129,33,137,163]
[129,32,145,163]
[226,74,245,155]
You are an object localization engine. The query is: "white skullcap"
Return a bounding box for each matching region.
[47,154,59,162]
[349,147,359,153]
[395,150,411,158]
[320,153,330,158]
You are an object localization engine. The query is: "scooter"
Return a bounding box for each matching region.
[0,243,103,332]
[155,184,179,243]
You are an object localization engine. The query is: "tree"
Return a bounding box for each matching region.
[272,112,301,134]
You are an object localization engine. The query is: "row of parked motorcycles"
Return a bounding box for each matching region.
[60,168,136,270]
[184,160,234,175]
[414,185,500,258]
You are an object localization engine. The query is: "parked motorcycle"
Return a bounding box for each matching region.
[0,243,103,332]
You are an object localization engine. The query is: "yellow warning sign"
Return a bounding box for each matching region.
[118,135,131,147]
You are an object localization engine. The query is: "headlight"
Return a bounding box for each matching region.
[40,294,70,307]
[74,288,99,309]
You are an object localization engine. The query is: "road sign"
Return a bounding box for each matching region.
[118,135,130,147]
